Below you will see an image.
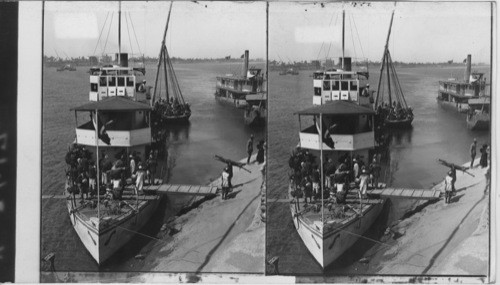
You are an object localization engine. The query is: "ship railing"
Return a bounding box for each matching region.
[299,129,374,151]
[75,127,151,147]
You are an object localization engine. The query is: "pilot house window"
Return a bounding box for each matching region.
[314,87,321,95]
[117,77,125,87]
[99,77,107,86]
[323,80,331,91]
[341,81,349,91]
[350,81,358,91]
[108,77,116,87]
[90,83,98,92]
[332,81,340,91]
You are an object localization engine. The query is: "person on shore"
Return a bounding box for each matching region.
[221,167,230,200]
[256,140,265,164]
[480,144,488,168]
[444,171,453,204]
[146,154,157,185]
[470,138,477,168]
[450,165,456,194]
[247,134,254,164]
[369,157,381,188]
[226,162,233,188]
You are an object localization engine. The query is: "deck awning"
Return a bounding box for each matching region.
[71,97,152,112]
[295,100,375,116]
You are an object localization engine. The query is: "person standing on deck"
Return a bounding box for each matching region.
[221,167,230,200]
[352,158,360,181]
[135,164,146,194]
[444,171,453,204]
[247,134,254,164]
[470,138,477,168]
[129,154,136,177]
[359,167,370,199]
[311,166,320,200]
[88,161,97,197]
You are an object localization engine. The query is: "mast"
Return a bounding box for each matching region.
[118,1,121,64]
[375,9,395,108]
[386,51,393,107]
[152,1,174,105]
[342,9,345,69]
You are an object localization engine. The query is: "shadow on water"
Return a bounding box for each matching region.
[326,199,392,275]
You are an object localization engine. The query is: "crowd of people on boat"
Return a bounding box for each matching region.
[65,144,160,203]
[288,147,382,205]
[153,97,191,119]
[376,101,413,123]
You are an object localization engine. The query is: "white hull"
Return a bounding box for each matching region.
[436,98,469,113]
[67,196,160,264]
[289,185,384,268]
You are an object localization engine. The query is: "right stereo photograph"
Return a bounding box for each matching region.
[266,1,493,281]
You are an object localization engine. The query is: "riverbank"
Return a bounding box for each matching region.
[135,155,265,274]
[369,158,490,276]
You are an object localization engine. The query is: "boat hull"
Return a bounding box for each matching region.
[467,113,490,130]
[289,184,384,268]
[162,113,191,124]
[244,106,266,126]
[66,195,161,264]
[385,117,413,128]
[215,94,248,109]
[436,97,469,113]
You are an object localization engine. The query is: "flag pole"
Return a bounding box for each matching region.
[95,109,100,223]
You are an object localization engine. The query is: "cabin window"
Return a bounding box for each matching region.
[108,76,116,87]
[341,81,349,91]
[126,77,134,87]
[323,80,331,91]
[117,77,125,87]
[332,81,340,91]
[313,73,322,79]
[325,74,331,80]
[90,83,98,92]
[314,87,321,95]
[99,77,107,86]
[350,81,358,91]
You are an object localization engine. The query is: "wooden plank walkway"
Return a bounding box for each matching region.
[143,184,218,196]
[367,187,441,200]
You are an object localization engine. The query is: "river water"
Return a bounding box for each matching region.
[41,62,265,272]
[265,65,491,275]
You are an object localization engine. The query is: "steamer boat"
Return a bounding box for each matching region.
[466,96,490,130]
[437,54,488,113]
[214,50,266,112]
[64,3,165,264]
[288,9,385,269]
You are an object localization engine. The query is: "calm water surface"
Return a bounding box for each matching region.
[41,62,265,271]
[266,65,491,275]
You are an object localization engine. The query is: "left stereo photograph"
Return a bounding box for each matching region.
[41,1,267,280]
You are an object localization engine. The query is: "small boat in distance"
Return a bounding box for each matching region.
[437,54,488,113]
[214,50,265,109]
[374,10,413,129]
[151,3,191,125]
[57,64,77,71]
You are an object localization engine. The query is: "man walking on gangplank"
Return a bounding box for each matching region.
[247,134,254,164]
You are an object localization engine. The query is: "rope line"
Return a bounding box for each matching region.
[129,12,143,56]
[93,12,110,56]
[102,13,115,57]
[124,12,134,56]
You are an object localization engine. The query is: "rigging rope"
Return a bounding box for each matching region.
[351,12,365,60]
[124,12,134,56]
[348,15,357,61]
[102,13,115,57]
[93,12,110,56]
[129,12,143,56]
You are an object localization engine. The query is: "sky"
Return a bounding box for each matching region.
[270,1,492,63]
[44,1,492,63]
[44,1,267,60]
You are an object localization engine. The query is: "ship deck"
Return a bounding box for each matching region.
[291,189,384,234]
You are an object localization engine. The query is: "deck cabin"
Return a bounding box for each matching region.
[88,53,147,102]
[437,73,487,104]
[296,100,375,162]
[71,97,153,159]
[215,68,265,98]
[311,58,370,107]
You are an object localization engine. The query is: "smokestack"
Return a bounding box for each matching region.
[465,54,471,83]
[116,53,128,67]
[338,57,351,71]
[243,50,249,78]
